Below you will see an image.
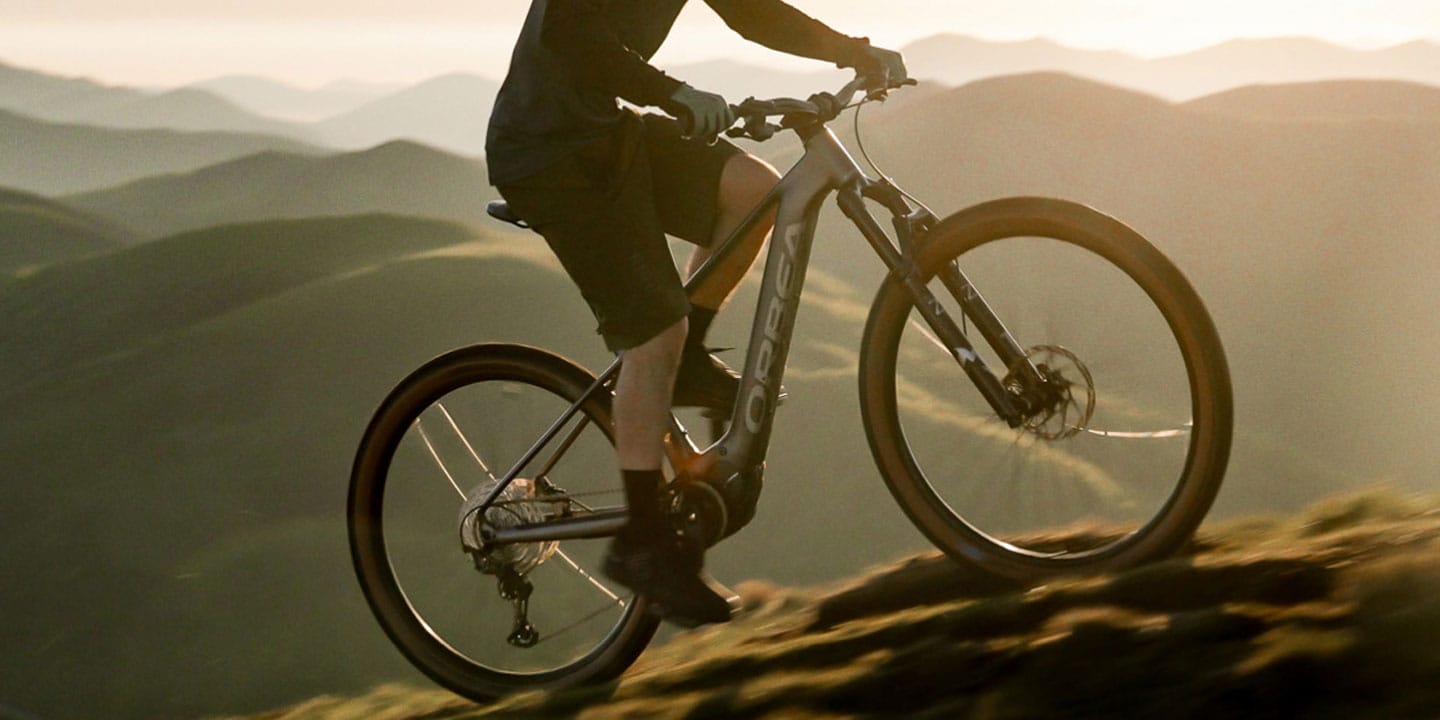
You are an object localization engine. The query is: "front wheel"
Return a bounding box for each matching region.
[348,344,658,701]
[860,198,1232,582]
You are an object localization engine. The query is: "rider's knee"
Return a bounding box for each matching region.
[720,154,780,215]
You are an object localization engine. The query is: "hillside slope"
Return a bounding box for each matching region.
[0,187,132,275]
[62,140,495,237]
[239,491,1440,719]
[0,209,934,720]
[1182,78,1440,120]
[0,213,476,391]
[0,214,593,720]
[0,108,326,195]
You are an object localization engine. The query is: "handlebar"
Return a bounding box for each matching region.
[680,74,916,143]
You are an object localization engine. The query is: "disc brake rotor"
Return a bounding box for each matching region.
[1006,345,1096,440]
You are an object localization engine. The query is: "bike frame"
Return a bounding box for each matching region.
[481,115,1043,547]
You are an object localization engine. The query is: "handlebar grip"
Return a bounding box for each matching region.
[675,106,696,137]
[675,105,742,142]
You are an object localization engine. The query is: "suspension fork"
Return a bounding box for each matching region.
[838,182,1033,427]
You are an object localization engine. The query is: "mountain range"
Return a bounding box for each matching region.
[902,35,1440,99]
[4,34,1439,162]
[0,60,317,142]
[311,73,498,155]
[187,75,403,122]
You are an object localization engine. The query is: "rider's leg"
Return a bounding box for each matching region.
[607,314,735,626]
[685,153,782,310]
[611,317,686,543]
[497,115,735,625]
[674,154,781,408]
[613,317,687,472]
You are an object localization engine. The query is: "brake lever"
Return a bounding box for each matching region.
[726,116,778,141]
[859,76,920,103]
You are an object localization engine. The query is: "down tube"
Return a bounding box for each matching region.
[718,157,841,463]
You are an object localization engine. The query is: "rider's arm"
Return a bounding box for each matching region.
[540,0,684,109]
[703,0,873,69]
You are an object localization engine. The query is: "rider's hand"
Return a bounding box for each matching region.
[668,84,736,140]
[857,45,908,88]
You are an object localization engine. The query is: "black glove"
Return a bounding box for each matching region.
[668,84,736,139]
[857,45,908,87]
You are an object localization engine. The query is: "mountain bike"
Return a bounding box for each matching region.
[347,75,1233,701]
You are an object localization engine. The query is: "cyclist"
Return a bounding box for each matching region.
[486,0,907,627]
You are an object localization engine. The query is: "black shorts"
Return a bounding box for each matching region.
[497,111,743,352]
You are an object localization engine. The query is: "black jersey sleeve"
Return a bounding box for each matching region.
[540,0,685,108]
[703,0,872,68]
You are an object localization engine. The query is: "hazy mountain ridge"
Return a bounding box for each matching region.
[0,58,318,143]
[313,73,499,156]
[0,107,327,196]
[903,34,1440,99]
[189,75,402,122]
[1181,78,1440,120]
[238,491,1440,719]
[8,34,1437,159]
[61,139,497,237]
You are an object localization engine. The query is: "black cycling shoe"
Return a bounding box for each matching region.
[672,348,741,413]
[673,348,786,414]
[603,530,738,628]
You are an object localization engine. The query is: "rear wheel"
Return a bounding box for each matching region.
[348,344,657,700]
[861,197,1232,582]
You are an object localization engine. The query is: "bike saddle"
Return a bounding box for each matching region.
[485,200,529,229]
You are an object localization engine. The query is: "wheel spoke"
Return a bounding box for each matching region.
[534,414,594,484]
[909,318,950,355]
[1083,426,1190,439]
[414,418,466,500]
[533,599,628,647]
[875,211,1229,570]
[437,401,496,480]
[352,347,655,690]
[554,547,625,606]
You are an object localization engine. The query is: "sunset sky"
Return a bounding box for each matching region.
[3,0,1438,86]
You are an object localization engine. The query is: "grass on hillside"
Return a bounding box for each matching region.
[234,489,1440,720]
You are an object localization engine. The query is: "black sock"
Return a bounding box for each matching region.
[686,306,718,357]
[621,469,665,539]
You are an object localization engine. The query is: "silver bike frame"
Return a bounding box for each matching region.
[484,108,1037,546]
